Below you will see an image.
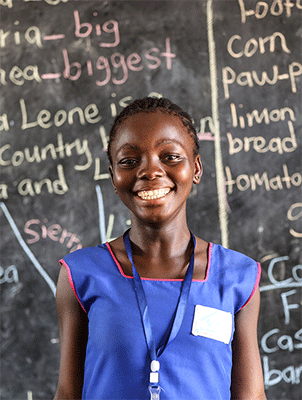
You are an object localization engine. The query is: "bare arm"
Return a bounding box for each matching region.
[54,265,88,400]
[231,287,266,400]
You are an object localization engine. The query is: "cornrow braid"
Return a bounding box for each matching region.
[107,97,199,165]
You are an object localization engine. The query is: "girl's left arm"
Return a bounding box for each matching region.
[231,287,267,400]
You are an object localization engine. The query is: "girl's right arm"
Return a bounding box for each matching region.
[54,265,88,400]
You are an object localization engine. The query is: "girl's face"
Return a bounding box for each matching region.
[109,110,202,225]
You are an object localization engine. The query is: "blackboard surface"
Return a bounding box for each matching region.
[0,1,301,399]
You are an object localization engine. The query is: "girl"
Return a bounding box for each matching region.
[54,98,266,400]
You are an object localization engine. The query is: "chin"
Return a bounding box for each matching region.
[132,208,186,227]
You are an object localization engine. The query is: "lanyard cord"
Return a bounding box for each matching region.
[123,230,196,397]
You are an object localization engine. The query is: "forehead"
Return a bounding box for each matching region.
[116,110,189,143]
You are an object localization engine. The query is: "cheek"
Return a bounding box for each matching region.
[174,163,195,182]
[113,170,134,191]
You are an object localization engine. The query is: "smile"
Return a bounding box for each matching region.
[136,188,171,200]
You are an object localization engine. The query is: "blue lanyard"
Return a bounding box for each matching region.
[123,230,196,399]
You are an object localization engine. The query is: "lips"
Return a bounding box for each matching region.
[136,188,171,200]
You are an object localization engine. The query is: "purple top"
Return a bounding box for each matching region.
[60,241,260,400]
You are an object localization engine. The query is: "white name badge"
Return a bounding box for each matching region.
[191,305,233,344]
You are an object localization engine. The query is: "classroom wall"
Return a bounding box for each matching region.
[0,1,301,399]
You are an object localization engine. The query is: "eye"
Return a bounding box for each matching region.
[164,154,182,162]
[118,158,139,167]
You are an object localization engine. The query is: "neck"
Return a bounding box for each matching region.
[128,215,191,260]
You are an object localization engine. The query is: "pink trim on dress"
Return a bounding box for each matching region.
[59,259,87,313]
[105,241,212,282]
[105,242,132,279]
[240,262,261,310]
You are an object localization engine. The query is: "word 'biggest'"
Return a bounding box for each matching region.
[62,37,175,86]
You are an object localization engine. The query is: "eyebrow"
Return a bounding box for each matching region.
[116,138,186,155]
[116,143,140,154]
[155,138,186,149]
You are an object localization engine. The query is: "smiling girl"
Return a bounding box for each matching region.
[54,97,266,400]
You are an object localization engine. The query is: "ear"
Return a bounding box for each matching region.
[109,165,117,193]
[193,155,203,184]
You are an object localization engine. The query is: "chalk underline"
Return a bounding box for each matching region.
[260,282,302,292]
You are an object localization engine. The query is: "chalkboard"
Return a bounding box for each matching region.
[0,1,301,399]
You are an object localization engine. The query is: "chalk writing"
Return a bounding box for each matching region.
[260,256,302,295]
[20,98,101,130]
[227,32,291,58]
[0,264,19,284]
[0,7,176,88]
[224,7,301,393]
[74,12,120,47]
[0,202,56,296]
[281,289,300,325]
[260,254,302,388]
[24,0,68,4]
[43,34,65,41]
[207,0,229,247]
[1,133,92,170]
[1,0,69,5]
[0,2,300,398]
[222,62,302,99]
[96,184,106,243]
[287,203,302,237]
[93,157,111,181]
[0,23,42,48]
[62,37,175,87]
[263,356,302,386]
[0,112,9,131]
[225,164,301,193]
[0,64,41,86]
[268,256,302,288]
[226,120,297,155]
[229,103,296,128]
[24,219,82,252]
[0,184,8,199]
[0,0,12,8]
[261,328,302,353]
[17,164,68,196]
[238,0,302,24]
[94,185,117,242]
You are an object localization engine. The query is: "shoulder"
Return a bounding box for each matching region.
[59,243,114,292]
[59,243,118,313]
[212,243,257,265]
[61,243,110,268]
[210,242,260,278]
[209,243,261,312]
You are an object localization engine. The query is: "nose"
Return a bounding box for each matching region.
[137,156,164,180]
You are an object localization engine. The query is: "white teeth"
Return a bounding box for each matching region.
[137,188,171,200]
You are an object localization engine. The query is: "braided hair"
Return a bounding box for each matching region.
[107,97,199,165]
